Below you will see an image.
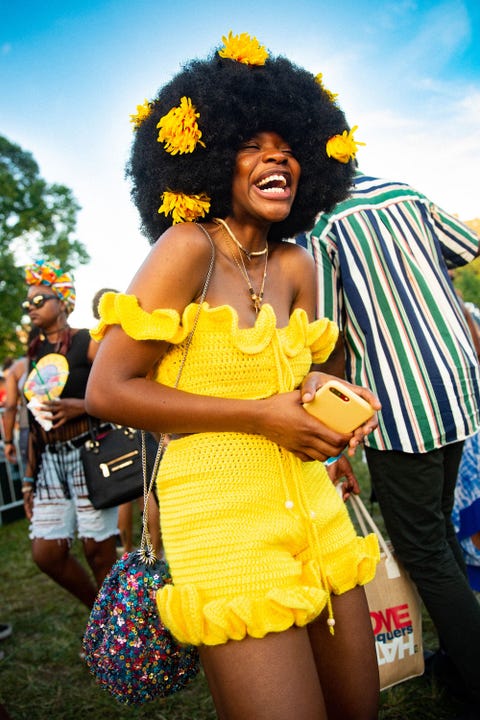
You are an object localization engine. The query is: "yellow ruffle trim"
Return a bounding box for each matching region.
[157,532,379,646]
[91,293,338,361]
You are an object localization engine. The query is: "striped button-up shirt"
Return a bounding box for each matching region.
[308,173,480,453]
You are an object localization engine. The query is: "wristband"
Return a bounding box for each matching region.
[3,439,13,444]
[21,486,34,494]
[324,456,340,467]
[22,477,34,484]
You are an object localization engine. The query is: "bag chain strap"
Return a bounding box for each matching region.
[139,226,216,564]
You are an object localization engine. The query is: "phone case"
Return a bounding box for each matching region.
[303,380,374,433]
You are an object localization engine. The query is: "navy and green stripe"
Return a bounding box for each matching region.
[309,173,480,453]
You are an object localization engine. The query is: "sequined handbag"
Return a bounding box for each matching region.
[82,548,199,704]
[82,229,215,704]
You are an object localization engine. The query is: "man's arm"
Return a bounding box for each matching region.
[431,203,480,267]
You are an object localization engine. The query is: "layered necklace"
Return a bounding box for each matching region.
[215,216,268,262]
[214,218,268,314]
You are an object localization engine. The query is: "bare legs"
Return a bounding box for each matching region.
[200,586,379,720]
[117,501,135,552]
[117,497,163,556]
[82,535,117,587]
[200,626,328,720]
[31,535,116,609]
[308,586,379,720]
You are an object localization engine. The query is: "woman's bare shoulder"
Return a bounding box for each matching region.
[127,223,216,311]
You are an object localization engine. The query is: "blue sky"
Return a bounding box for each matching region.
[2,0,479,326]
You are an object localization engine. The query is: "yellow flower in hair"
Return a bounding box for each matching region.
[130,99,152,129]
[315,73,338,104]
[158,191,211,224]
[326,126,365,164]
[157,97,205,155]
[218,31,268,66]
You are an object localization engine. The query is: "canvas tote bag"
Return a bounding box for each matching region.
[349,493,425,690]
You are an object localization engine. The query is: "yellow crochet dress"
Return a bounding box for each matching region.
[94,295,379,646]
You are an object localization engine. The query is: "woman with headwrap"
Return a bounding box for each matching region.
[21,259,117,610]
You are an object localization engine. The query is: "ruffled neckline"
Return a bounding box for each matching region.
[93,294,337,357]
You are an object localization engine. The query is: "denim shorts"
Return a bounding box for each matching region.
[29,442,118,542]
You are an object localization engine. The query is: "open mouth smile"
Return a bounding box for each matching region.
[254,172,291,195]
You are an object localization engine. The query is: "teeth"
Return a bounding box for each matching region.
[257,174,287,188]
[260,186,287,193]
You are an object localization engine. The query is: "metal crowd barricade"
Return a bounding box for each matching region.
[0,408,25,525]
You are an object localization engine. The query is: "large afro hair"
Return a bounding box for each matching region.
[127,47,355,244]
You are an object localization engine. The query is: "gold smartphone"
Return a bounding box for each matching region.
[303,380,374,434]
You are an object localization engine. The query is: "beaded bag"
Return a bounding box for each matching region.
[82,550,199,704]
[82,228,215,704]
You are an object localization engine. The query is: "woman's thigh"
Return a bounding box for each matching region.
[308,586,379,720]
[199,626,327,720]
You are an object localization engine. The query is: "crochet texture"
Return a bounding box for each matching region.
[95,297,379,646]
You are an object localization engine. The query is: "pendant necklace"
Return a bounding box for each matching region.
[214,218,268,314]
[215,217,268,262]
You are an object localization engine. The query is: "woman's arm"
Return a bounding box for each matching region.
[85,226,375,461]
[40,338,100,429]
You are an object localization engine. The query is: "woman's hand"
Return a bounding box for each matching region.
[41,398,87,429]
[256,390,356,462]
[300,371,381,457]
[4,443,17,464]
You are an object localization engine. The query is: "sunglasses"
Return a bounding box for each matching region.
[21,294,58,311]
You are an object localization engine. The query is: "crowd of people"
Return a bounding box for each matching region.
[1,30,479,720]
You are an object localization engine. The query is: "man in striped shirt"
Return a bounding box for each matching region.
[306,172,480,711]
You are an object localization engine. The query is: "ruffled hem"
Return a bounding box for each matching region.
[157,582,328,646]
[326,533,380,595]
[156,532,380,647]
[91,294,338,358]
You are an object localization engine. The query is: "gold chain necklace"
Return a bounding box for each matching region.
[214,217,268,261]
[214,219,268,314]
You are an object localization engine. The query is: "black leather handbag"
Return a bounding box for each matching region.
[81,424,144,509]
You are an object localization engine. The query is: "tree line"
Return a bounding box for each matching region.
[0,135,89,360]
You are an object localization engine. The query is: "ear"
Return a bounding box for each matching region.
[58,299,70,317]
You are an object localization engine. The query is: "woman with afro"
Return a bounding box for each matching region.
[87,32,381,720]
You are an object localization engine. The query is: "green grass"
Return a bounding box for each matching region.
[0,453,472,719]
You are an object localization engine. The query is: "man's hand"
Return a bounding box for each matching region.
[326,454,361,501]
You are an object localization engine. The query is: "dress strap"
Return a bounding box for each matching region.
[196,224,216,297]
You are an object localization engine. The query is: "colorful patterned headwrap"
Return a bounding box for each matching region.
[25,259,76,314]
